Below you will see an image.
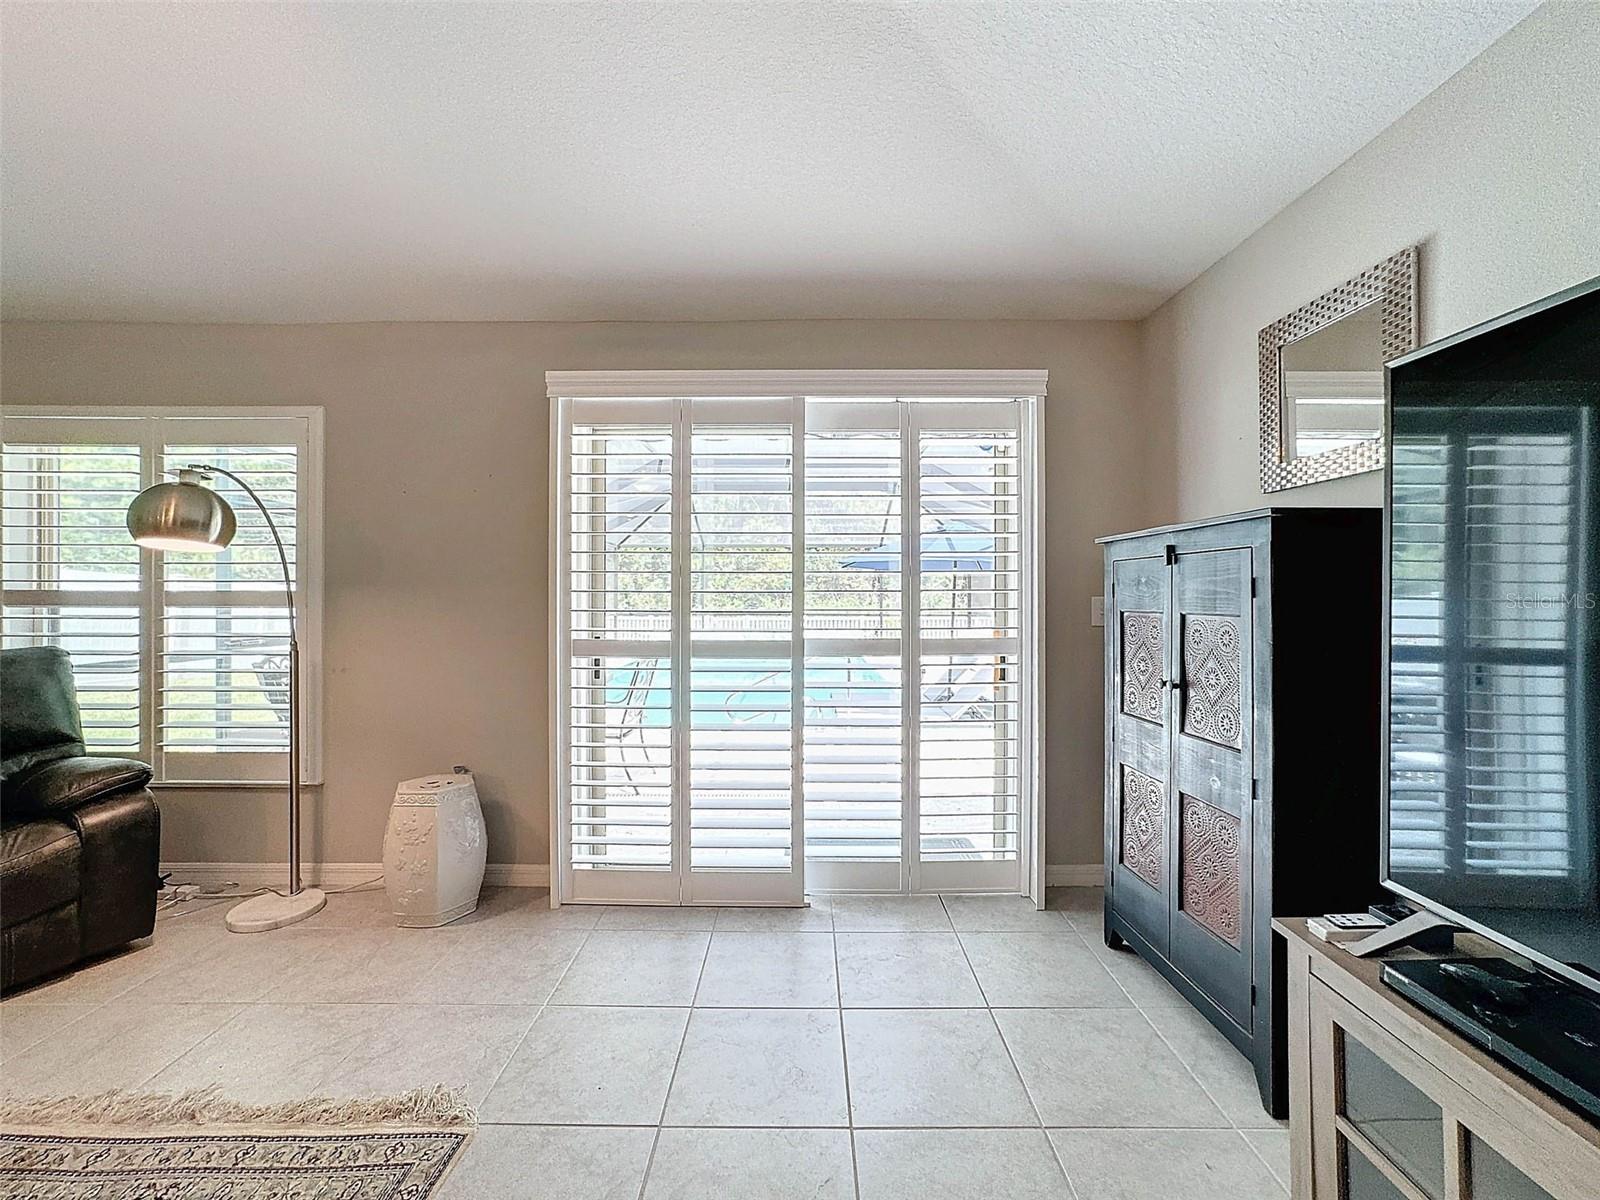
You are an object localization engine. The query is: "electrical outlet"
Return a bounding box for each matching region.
[1091,596,1105,627]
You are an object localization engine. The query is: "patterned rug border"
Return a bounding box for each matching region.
[0,1084,476,1134]
[1,1125,473,1198]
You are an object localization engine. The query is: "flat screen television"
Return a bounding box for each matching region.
[1383,275,1600,995]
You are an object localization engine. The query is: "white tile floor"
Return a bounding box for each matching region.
[0,886,1289,1199]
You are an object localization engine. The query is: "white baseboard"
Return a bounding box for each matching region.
[484,863,551,888]
[1045,863,1104,887]
[160,862,551,890]
[163,860,1081,892]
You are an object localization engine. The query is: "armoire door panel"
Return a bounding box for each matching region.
[1109,553,1171,956]
[1170,545,1254,1030]
[1119,610,1165,723]
[1180,613,1244,748]
[1179,793,1243,946]
[1119,764,1166,890]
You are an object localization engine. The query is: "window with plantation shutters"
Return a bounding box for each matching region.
[551,373,1044,904]
[1389,410,1586,890]
[1,409,323,784]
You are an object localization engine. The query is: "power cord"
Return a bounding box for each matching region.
[326,876,384,895]
[156,875,386,915]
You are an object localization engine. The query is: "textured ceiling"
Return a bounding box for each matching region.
[0,1,1536,323]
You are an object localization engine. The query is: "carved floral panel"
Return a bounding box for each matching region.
[1119,765,1165,890]
[1120,611,1164,723]
[1180,794,1242,945]
[1182,615,1243,748]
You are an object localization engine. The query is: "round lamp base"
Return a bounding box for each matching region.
[225,887,327,934]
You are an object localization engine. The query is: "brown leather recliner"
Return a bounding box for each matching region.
[1,645,161,993]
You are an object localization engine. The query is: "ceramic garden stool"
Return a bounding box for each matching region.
[382,771,488,927]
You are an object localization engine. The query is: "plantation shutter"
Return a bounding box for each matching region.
[2,421,145,754]
[158,415,316,782]
[802,404,905,887]
[1,410,322,783]
[567,411,677,885]
[917,421,1024,883]
[687,402,802,889]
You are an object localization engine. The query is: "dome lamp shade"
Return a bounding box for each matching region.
[126,468,237,553]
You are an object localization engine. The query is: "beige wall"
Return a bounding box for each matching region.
[1141,0,1600,523]
[0,318,1149,872]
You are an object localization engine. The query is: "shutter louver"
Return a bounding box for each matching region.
[569,655,673,868]
[690,659,792,868]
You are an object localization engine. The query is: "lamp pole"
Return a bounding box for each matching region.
[186,464,304,897]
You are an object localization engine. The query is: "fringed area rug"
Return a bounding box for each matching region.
[0,1086,474,1199]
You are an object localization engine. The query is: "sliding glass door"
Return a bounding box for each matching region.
[553,374,1042,905]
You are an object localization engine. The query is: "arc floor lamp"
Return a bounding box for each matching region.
[127,466,325,933]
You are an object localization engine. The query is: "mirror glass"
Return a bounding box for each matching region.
[1278,300,1385,460]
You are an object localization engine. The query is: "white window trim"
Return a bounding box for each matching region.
[1,405,325,788]
[545,368,1049,399]
[544,369,1047,905]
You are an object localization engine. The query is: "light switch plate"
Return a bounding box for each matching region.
[1091,596,1105,627]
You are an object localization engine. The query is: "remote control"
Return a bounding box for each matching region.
[1323,913,1384,929]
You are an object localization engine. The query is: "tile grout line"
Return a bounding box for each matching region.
[974,896,1094,1200]
[123,1001,255,1094]
[112,913,297,1092]
[942,899,1037,1129]
[633,924,715,1200]
[1075,893,1278,1175]
[1124,984,1236,1131]
[941,893,1082,1200]
[474,901,602,1123]
[1237,1128,1293,1196]
[473,1120,1247,1131]
[831,925,862,1200]
[74,898,370,1092]
[0,999,113,1064]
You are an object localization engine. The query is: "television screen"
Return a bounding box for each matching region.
[1385,279,1600,991]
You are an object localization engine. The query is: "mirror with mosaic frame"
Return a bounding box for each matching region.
[1259,246,1417,492]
